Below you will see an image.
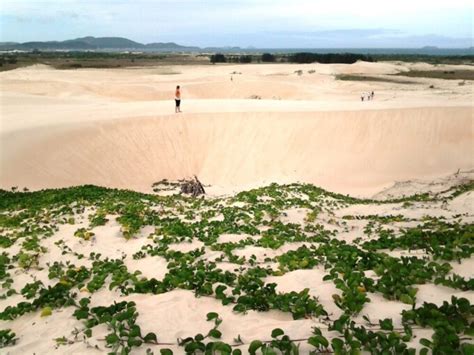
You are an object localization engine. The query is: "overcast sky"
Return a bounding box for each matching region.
[1,0,472,47]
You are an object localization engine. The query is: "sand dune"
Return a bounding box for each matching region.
[1,62,473,196]
[1,62,473,355]
[1,107,473,196]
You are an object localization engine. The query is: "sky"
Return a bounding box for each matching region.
[0,0,473,48]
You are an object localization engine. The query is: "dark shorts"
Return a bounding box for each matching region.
[175,99,181,107]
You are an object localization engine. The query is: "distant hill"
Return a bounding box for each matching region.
[0,36,196,52]
[145,42,199,51]
[74,36,144,49]
[204,46,243,52]
[17,40,96,50]
[0,37,472,55]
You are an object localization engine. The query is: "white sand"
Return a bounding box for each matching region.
[0,61,473,354]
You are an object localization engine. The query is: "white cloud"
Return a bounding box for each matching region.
[1,0,472,44]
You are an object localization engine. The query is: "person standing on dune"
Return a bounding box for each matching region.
[175,85,181,113]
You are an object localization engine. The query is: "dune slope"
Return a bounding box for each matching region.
[1,107,472,196]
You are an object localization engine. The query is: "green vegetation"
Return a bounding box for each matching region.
[0,329,17,348]
[73,299,158,353]
[0,180,472,354]
[1,51,472,72]
[209,52,376,65]
[210,53,227,64]
[370,54,474,65]
[0,51,209,71]
[402,296,474,354]
[261,53,276,62]
[394,69,474,80]
[288,52,374,64]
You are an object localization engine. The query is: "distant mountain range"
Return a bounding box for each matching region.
[0,36,472,55]
[0,36,200,52]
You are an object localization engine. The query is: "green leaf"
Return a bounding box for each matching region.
[144,332,158,343]
[84,328,92,338]
[331,338,344,352]
[232,350,242,355]
[105,333,119,345]
[209,329,222,339]
[399,294,414,305]
[331,315,349,333]
[215,285,227,295]
[40,307,52,317]
[73,309,89,320]
[350,340,361,349]
[315,335,329,347]
[160,349,173,355]
[185,342,201,353]
[222,297,233,305]
[249,340,263,354]
[308,337,319,347]
[127,337,143,347]
[129,325,141,337]
[54,336,67,345]
[179,336,194,345]
[271,328,284,338]
[420,338,432,347]
[207,312,219,321]
[212,342,232,352]
[262,348,278,355]
[79,298,90,307]
[379,318,394,331]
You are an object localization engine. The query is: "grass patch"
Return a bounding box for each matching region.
[0,52,210,72]
[394,70,474,80]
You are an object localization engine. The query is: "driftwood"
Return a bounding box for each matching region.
[180,176,205,197]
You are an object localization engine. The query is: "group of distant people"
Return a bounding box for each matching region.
[361,91,375,101]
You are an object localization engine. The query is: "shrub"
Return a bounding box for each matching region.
[210,54,226,64]
[239,55,252,64]
[261,53,275,62]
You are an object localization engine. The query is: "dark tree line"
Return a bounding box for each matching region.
[210,54,254,64]
[210,52,375,64]
[287,52,375,64]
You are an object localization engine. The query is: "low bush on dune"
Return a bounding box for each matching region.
[0,181,473,354]
[210,53,227,64]
[239,55,252,64]
[261,53,275,62]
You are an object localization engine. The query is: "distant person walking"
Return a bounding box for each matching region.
[175,85,181,113]
[371,91,375,100]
